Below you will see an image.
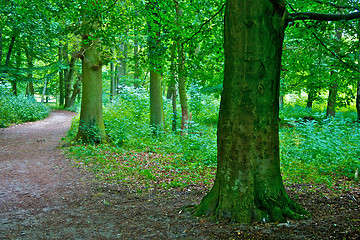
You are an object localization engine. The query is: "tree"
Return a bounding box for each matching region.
[192,0,360,224]
[75,5,108,143]
[147,0,164,133]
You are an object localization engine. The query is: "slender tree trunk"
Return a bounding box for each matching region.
[68,75,81,107]
[148,0,164,132]
[326,76,338,117]
[279,95,284,109]
[5,30,17,68]
[168,42,177,131]
[11,50,20,96]
[41,79,47,103]
[193,0,308,223]
[0,26,3,66]
[120,43,127,79]
[76,26,108,143]
[357,81,360,122]
[25,48,34,97]
[59,42,65,106]
[306,88,316,109]
[174,1,189,135]
[134,39,140,86]
[326,19,342,118]
[110,61,115,100]
[64,54,77,108]
[177,43,188,135]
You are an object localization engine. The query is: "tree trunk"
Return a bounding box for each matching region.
[193,0,308,224]
[59,42,65,106]
[0,26,3,66]
[41,79,47,103]
[11,49,21,96]
[64,54,77,108]
[68,75,81,107]
[174,1,189,135]
[25,48,34,97]
[134,39,140,86]
[168,42,177,131]
[148,0,164,133]
[76,29,108,143]
[357,80,360,122]
[5,30,17,68]
[326,77,338,117]
[110,61,115,100]
[306,88,316,109]
[177,43,188,135]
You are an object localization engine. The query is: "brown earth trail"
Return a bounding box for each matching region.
[0,110,359,239]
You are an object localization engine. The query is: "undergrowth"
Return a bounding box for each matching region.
[0,87,50,128]
[64,87,360,190]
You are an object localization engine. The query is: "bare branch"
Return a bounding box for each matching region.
[288,11,360,22]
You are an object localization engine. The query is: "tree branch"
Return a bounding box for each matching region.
[181,3,226,46]
[288,11,360,22]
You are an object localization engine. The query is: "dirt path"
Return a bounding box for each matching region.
[0,110,359,239]
[0,110,226,239]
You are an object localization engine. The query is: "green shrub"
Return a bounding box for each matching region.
[0,87,50,128]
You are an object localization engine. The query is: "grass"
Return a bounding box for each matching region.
[63,87,360,191]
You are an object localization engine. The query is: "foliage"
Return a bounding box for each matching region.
[280,106,360,186]
[0,87,50,128]
[64,86,360,190]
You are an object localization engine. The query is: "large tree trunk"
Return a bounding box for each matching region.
[193,0,308,224]
[76,28,108,143]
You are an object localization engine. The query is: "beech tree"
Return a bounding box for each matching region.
[192,0,360,223]
[75,3,109,143]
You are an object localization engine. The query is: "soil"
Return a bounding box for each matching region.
[0,110,359,239]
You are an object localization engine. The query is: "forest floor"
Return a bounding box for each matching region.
[0,110,359,239]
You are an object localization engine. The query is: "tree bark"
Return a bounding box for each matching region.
[76,24,108,143]
[193,0,308,223]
